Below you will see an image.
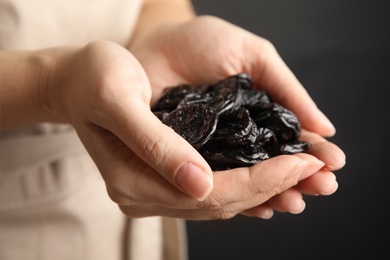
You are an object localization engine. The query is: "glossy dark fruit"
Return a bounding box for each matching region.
[248,102,301,143]
[152,73,311,170]
[206,107,259,147]
[202,145,270,171]
[161,103,218,150]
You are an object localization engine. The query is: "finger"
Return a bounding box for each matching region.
[300,129,346,171]
[240,203,274,219]
[246,37,336,137]
[119,203,274,221]
[106,95,214,201]
[266,188,305,214]
[108,153,324,221]
[243,189,305,216]
[242,171,336,217]
[295,170,338,196]
[75,125,197,205]
[118,189,304,220]
[118,204,233,220]
[206,153,324,212]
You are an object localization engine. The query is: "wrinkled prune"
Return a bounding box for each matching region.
[249,102,301,143]
[161,103,218,150]
[206,107,259,147]
[202,145,270,171]
[152,84,199,112]
[152,73,311,170]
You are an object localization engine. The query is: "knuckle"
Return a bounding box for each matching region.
[119,205,152,218]
[106,186,139,206]
[258,37,277,53]
[197,195,239,220]
[200,195,223,209]
[272,183,285,196]
[140,134,168,167]
[214,211,238,220]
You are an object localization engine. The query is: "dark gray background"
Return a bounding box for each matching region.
[187,0,390,259]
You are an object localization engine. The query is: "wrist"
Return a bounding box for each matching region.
[0,47,78,129]
[39,46,80,125]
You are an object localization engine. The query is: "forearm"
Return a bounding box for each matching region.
[0,48,74,130]
[129,0,195,49]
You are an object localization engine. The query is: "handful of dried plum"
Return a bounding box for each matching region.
[152,73,311,170]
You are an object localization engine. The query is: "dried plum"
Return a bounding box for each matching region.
[161,103,218,150]
[152,73,311,170]
[273,141,312,157]
[202,145,269,171]
[249,102,301,143]
[205,107,259,147]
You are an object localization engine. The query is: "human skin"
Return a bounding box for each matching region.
[128,13,345,218]
[0,0,345,220]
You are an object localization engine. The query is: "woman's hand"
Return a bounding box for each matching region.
[129,16,346,218]
[1,40,332,220]
[39,40,330,220]
[44,40,215,202]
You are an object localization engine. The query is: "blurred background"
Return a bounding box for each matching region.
[187,0,390,259]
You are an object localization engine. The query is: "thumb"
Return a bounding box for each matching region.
[113,97,214,201]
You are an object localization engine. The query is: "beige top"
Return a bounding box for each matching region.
[0,1,187,260]
[0,0,140,49]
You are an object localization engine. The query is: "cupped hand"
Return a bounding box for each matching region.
[43,40,337,221]
[130,16,346,218]
[46,41,215,202]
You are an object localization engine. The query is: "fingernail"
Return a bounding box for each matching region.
[259,208,274,219]
[321,180,339,195]
[289,200,306,214]
[176,162,213,201]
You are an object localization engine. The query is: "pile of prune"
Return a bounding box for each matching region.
[152,73,311,170]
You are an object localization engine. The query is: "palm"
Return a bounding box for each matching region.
[132,16,250,105]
